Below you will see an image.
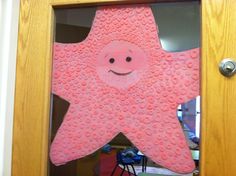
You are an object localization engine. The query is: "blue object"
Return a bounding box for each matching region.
[111,148,142,176]
[102,144,112,153]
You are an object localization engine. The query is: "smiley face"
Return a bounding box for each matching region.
[96,41,148,89]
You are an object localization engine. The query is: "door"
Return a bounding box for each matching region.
[12,0,236,176]
[200,0,236,175]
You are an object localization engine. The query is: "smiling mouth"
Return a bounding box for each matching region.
[109,70,133,76]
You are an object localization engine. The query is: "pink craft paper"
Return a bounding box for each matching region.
[50,4,199,174]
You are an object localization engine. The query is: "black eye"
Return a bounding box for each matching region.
[109,58,115,64]
[126,56,132,62]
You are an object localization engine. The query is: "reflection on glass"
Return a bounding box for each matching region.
[50,2,200,176]
[177,98,200,150]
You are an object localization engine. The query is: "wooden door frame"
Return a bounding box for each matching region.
[12,0,236,176]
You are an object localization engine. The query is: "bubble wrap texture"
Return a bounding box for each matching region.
[50,4,199,174]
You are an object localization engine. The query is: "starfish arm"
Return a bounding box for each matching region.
[52,42,89,102]
[52,43,76,100]
[88,5,162,51]
[166,48,200,103]
[50,104,118,165]
[124,111,195,174]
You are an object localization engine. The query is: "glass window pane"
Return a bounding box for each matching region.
[50,2,200,176]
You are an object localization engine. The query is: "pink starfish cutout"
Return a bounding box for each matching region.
[50,4,199,174]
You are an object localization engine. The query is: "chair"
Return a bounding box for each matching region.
[111,149,142,176]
